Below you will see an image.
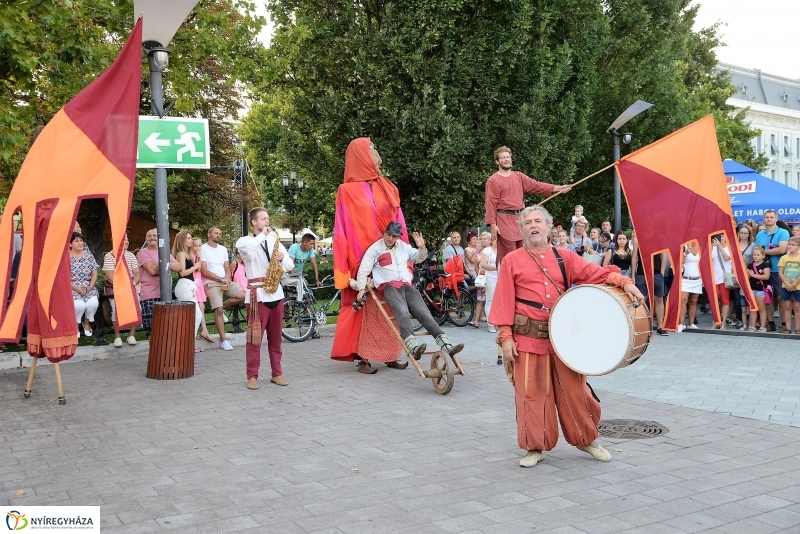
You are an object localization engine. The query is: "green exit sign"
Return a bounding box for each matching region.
[136,116,210,169]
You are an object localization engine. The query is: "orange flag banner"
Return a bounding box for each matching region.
[616,115,756,331]
[0,20,142,360]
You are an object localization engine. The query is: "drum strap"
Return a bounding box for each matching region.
[515,297,547,310]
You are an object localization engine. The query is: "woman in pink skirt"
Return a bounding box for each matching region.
[193,237,214,342]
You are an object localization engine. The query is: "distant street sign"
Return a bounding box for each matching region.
[136,116,210,169]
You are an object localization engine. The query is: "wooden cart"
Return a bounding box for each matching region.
[368,286,464,394]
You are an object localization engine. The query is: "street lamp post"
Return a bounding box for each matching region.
[135,0,200,302]
[232,138,248,238]
[607,100,654,231]
[282,167,304,243]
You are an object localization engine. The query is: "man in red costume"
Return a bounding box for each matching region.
[490,205,643,468]
[331,138,406,373]
[485,146,572,266]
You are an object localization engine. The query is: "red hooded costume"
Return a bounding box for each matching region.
[331,138,407,362]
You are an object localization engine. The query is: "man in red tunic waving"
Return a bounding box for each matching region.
[485,146,572,266]
[489,205,644,468]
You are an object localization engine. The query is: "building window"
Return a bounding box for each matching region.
[786,171,790,184]
[771,134,778,156]
[757,136,763,154]
[785,136,792,157]
[771,170,777,179]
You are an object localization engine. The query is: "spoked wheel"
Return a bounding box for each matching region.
[429,351,454,395]
[447,291,475,327]
[315,309,328,325]
[282,299,315,342]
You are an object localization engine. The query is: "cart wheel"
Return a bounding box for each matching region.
[430,351,454,395]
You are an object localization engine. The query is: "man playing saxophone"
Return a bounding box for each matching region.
[236,207,294,390]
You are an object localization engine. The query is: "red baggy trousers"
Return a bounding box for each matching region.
[514,351,600,452]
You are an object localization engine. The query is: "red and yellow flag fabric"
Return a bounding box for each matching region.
[0,20,142,361]
[616,115,756,331]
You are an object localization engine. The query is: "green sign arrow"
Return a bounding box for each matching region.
[136,116,210,169]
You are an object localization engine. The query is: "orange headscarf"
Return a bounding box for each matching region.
[343,138,400,210]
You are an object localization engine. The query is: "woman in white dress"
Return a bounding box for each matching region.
[479,231,498,334]
[678,242,703,332]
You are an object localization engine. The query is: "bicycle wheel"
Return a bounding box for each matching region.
[447,291,475,326]
[282,299,315,342]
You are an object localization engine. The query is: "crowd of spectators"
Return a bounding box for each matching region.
[450,205,800,337]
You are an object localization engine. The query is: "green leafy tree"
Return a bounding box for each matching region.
[249,0,764,237]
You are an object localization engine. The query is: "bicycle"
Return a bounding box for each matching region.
[411,251,475,330]
[310,275,342,326]
[281,274,342,342]
[281,274,316,342]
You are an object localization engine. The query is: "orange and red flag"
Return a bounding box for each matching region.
[0,20,142,360]
[616,115,756,331]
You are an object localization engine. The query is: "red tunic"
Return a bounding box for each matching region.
[488,246,631,353]
[484,172,555,242]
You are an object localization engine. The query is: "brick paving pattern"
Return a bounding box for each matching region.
[1,324,799,533]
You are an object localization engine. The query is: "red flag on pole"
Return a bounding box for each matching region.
[616,115,756,331]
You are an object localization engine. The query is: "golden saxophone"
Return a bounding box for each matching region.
[263,231,285,294]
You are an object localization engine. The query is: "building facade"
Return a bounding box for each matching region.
[722,62,800,190]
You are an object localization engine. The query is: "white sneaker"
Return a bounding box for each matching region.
[127,336,137,346]
[677,324,686,332]
[223,313,230,323]
[114,337,123,348]
[687,324,699,329]
[220,340,233,351]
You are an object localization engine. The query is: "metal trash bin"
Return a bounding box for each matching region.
[146,301,195,380]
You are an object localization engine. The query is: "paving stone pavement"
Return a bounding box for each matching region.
[447,319,800,428]
[2,329,800,533]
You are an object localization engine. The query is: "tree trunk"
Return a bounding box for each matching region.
[77,198,109,259]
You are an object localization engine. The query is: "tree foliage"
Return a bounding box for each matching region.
[249,0,764,238]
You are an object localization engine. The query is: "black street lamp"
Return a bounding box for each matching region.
[136,0,200,302]
[607,100,653,232]
[282,167,304,243]
[232,138,248,238]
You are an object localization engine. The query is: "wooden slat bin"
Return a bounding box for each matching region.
[146,301,195,380]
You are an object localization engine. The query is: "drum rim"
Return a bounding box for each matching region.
[548,284,642,376]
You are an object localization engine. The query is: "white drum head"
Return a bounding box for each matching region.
[549,285,632,375]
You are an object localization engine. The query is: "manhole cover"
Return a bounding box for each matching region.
[597,419,669,439]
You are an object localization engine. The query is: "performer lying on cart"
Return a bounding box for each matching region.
[356,222,464,367]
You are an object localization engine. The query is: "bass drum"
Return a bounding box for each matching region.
[548,284,650,376]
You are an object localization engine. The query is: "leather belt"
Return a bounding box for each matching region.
[497,208,523,215]
[512,313,549,339]
[683,276,701,280]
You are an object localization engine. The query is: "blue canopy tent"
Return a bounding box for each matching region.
[724,159,800,225]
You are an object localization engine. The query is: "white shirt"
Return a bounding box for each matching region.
[201,243,229,279]
[356,238,426,290]
[13,233,22,254]
[712,245,732,285]
[235,232,294,303]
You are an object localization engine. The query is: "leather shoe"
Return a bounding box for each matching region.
[519,451,544,468]
[247,378,259,390]
[270,376,288,386]
[578,441,612,462]
[386,360,408,369]
[357,361,377,374]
